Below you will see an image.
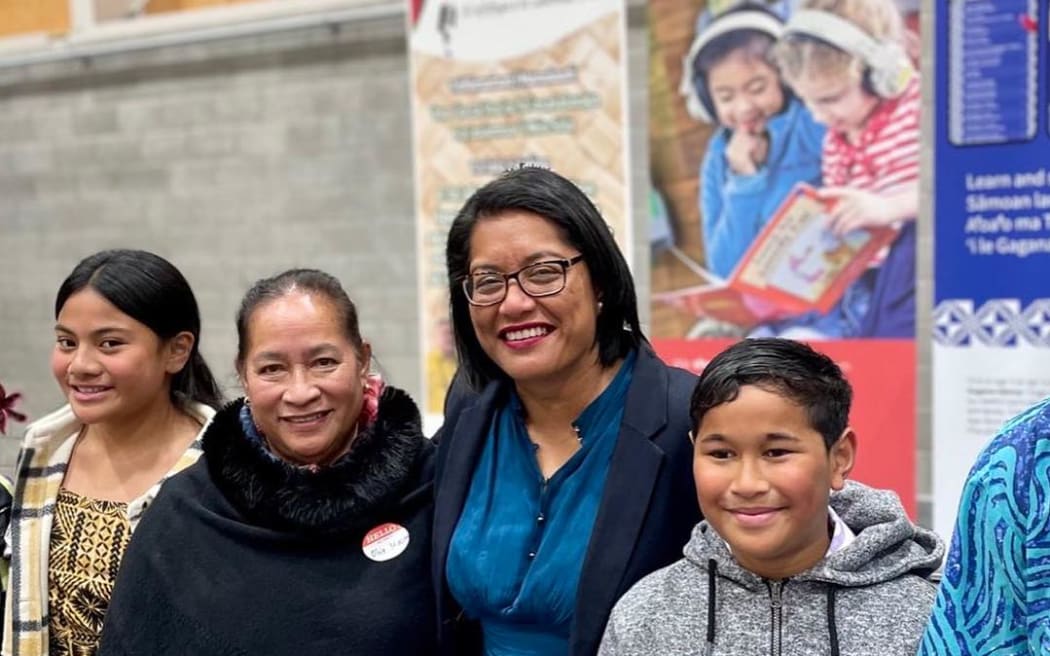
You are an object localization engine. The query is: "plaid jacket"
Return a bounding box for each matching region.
[1,402,214,656]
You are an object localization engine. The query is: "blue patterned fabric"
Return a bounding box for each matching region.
[446,351,635,656]
[238,404,280,461]
[919,396,1050,655]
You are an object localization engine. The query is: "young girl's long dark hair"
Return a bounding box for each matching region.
[56,249,224,410]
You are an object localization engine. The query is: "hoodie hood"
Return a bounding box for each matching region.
[812,481,942,585]
[684,481,943,588]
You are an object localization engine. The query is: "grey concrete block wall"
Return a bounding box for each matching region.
[0,7,661,479]
[0,13,421,475]
[0,0,933,528]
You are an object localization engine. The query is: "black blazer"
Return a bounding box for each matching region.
[432,345,700,656]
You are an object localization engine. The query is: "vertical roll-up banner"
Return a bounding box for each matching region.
[931,0,1050,540]
[408,0,632,434]
[648,0,921,515]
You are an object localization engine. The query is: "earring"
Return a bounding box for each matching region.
[597,301,604,312]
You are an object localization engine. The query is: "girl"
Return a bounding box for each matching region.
[3,249,222,656]
[683,2,870,337]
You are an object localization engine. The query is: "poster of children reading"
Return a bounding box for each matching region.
[648,0,922,514]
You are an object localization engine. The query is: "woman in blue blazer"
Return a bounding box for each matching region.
[433,167,700,656]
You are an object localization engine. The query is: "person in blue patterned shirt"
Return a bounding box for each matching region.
[919,396,1050,655]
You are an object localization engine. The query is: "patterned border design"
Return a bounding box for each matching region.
[933,299,1050,347]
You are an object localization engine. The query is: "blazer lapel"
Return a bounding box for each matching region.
[571,348,669,654]
[432,382,502,610]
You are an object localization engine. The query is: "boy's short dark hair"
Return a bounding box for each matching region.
[689,338,851,448]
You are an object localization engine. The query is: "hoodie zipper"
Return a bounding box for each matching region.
[767,580,785,656]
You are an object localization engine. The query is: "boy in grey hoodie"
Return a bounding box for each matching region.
[599,338,943,656]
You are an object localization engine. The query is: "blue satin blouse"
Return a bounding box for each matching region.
[445,350,636,655]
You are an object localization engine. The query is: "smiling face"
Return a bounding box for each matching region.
[51,288,188,428]
[240,291,370,467]
[466,210,600,388]
[692,384,854,579]
[707,48,786,133]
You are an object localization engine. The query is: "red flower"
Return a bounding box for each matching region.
[0,382,27,435]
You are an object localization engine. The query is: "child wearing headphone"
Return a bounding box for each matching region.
[775,0,920,338]
[682,1,869,339]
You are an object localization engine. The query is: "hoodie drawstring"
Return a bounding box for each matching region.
[704,561,841,654]
[827,585,840,656]
[706,559,717,651]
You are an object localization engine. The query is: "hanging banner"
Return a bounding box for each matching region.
[931,0,1050,540]
[408,0,631,432]
[648,0,922,515]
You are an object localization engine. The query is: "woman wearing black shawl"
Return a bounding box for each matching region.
[97,269,437,655]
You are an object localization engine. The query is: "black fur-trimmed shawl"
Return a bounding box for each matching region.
[96,385,438,656]
[204,385,426,535]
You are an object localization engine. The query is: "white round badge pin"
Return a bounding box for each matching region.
[362,522,410,562]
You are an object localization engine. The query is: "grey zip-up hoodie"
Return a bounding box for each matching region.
[598,482,943,656]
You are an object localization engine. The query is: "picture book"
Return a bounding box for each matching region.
[655,184,898,328]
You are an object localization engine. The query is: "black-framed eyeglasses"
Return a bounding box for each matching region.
[462,255,584,307]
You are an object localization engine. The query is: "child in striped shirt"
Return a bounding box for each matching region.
[774,0,920,337]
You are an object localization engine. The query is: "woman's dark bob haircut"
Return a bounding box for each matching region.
[55,249,223,410]
[445,166,644,390]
